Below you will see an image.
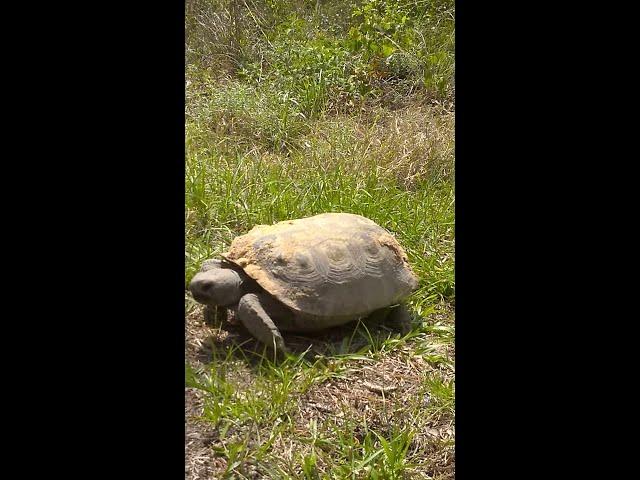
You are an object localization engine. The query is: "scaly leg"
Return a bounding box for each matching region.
[237,293,288,352]
[386,303,413,335]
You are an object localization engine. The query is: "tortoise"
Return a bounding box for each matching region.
[189,212,419,351]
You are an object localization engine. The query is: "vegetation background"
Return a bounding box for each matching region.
[185,0,454,477]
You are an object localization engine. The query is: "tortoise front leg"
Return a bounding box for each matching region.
[237,293,288,353]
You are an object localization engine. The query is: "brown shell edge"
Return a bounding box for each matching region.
[221,244,307,314]
[377,233,420,292]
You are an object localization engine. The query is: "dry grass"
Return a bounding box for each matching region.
[296,104,455,188]
[187,88,454,188]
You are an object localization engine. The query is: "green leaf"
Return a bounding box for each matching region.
[381,44,395,57]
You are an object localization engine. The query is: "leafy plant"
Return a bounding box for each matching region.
[348,0,416,61]
[346,0,455,99]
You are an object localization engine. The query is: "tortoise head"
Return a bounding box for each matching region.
[189,264,245,307]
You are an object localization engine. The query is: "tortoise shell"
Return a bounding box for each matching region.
[223,213,419,318]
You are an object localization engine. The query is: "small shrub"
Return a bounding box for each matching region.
[346,0,455,100]
[348,0,417,61]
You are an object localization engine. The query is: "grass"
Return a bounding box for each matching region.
[186,310,455,478]
[186,0,454,478]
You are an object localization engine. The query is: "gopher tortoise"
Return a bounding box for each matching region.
[189,213,419,351]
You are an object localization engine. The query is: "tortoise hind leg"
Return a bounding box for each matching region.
[386,303,413,335]
[237,293,288,353]
[367,303,412,334]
